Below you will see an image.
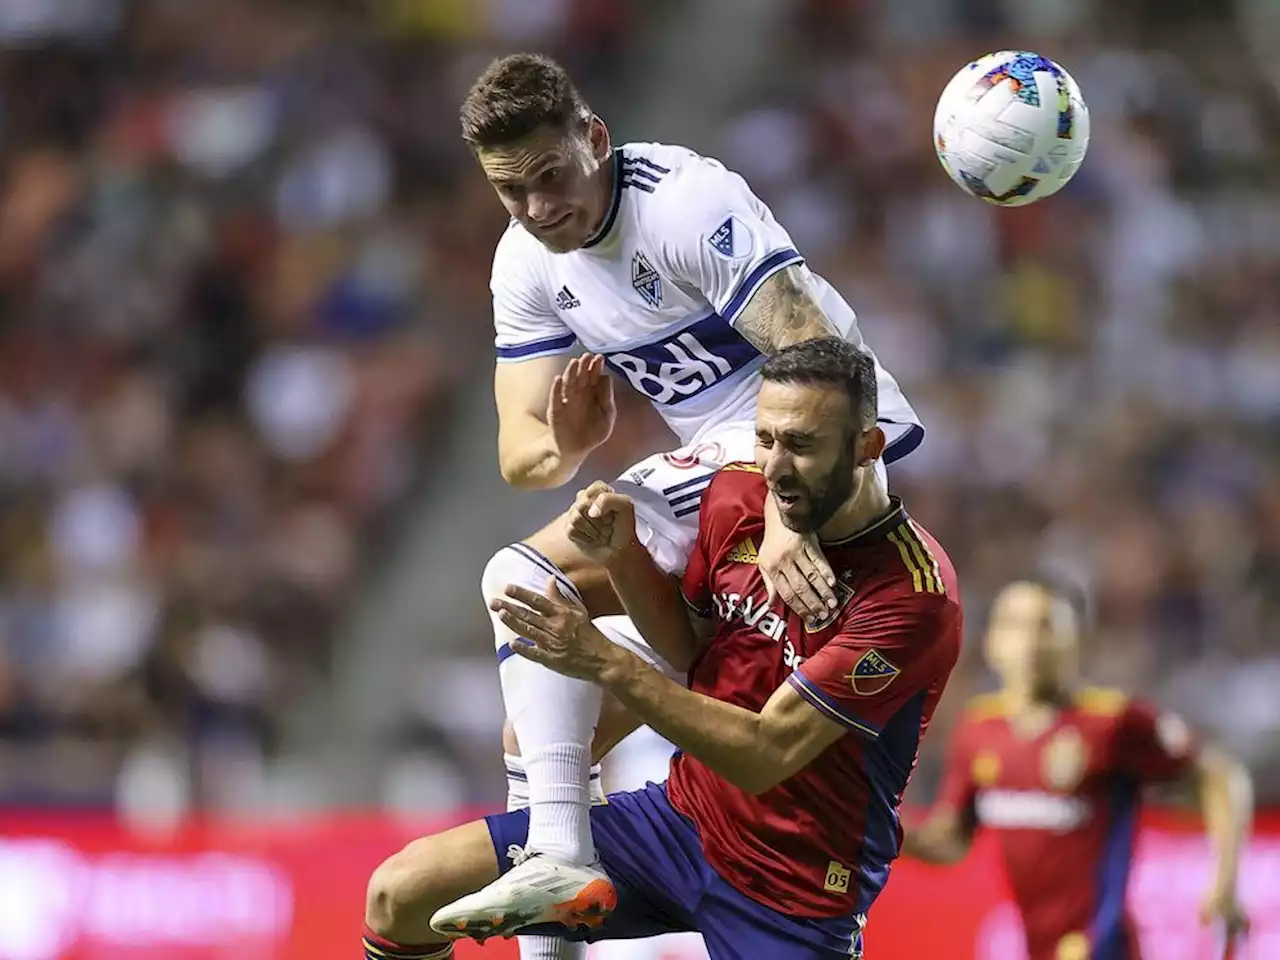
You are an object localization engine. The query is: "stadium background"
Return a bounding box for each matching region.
[0,0,1276,957]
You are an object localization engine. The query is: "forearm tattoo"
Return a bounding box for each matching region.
[734,266,840,354]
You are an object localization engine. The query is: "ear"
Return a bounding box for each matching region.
[588,115,611,163]
[857,425,886,466]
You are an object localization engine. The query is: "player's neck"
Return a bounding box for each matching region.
[817,482,893,543]
[1005,685,1074,723]
[589,153,615,236]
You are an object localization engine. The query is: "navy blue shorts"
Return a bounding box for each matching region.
[485,781,866,960]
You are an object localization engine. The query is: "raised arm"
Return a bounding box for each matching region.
[494,354,614,489]
[731,265,841,354]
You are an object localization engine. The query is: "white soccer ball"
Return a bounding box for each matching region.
[933,51,1090,207]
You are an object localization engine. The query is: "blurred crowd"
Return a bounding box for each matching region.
[710,0,1280,797]
[0,0,636,809]
[0,0,1277,812]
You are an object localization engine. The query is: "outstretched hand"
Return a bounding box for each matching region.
[491,580,622,682]
[758,494,838,623]
[547,355,615,462]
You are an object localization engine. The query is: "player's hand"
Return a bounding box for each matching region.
[548,354,615,461]
[567,481,637,566]
[1199,885,1249,941]
[491,580,619,682]
[758,493,838,623]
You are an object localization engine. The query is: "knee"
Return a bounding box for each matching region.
[481,529,602,606]
[365,839,445,937]
[480,532,574,600]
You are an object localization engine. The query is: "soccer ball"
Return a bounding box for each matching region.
[933,51,1090,206]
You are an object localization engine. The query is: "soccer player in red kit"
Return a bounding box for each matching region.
[362,338,960,960]
[904,579,1253,960]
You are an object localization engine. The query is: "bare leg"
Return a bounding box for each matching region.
[366,821,501,946]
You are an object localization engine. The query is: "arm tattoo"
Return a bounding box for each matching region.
[733,265,840,354]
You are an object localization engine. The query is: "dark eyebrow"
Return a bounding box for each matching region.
[758,428,818,445]
[489,157,564,187]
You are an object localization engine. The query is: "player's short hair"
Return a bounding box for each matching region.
[760,337,878,431]
[459,53,592,148]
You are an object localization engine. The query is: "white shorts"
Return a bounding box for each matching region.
[610,421,894,577]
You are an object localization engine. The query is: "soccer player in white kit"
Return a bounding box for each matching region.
[422,54,924,957]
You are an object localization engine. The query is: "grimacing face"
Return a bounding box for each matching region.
[985,582,1080,697]
[475,120,611,253]
[754,380,871,535]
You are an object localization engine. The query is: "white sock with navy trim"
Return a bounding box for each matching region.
[504,754,600,960]
[484,545,600,864]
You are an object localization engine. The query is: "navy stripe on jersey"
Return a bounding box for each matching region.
[1092,780,1140,960]
[722,248,805,324]
[664,473,715,496]
[603,311,762,407]
[882,421,925,466]
[583,150,625,249]
[621,165,663,184]
[620,154,670,194]
[496,332,577,361]
[673,500,704,519]
[854,690,928,914]
[787,672,881,739]
[669,480,713,507]
[623,156,671,174]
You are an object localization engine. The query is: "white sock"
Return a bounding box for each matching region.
[485,544,601,863]
[506,754,606,811]
[505,754,599,960]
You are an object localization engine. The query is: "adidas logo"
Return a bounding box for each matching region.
[556,286,580,310]
[725,538,759,564]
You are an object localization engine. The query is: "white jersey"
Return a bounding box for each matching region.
[491,141,922,458]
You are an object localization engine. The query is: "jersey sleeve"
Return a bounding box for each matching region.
[1114,698,1198,783]
[652,161,805,326]
[491,227,577,363]
[786,587,959,741]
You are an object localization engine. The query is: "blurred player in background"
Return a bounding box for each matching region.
[904,579,1253,960]
[450,51,923,960]
[364,339,957,960]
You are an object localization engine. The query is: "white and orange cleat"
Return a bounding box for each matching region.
[429,852,617,943]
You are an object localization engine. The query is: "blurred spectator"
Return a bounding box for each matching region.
[0,0,634,810]
[2,0,1278,815]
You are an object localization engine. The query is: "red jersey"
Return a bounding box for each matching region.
[667,464,962,918]
[936,689,1199,960]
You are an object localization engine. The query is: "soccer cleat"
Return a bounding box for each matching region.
[429,851,617,941]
